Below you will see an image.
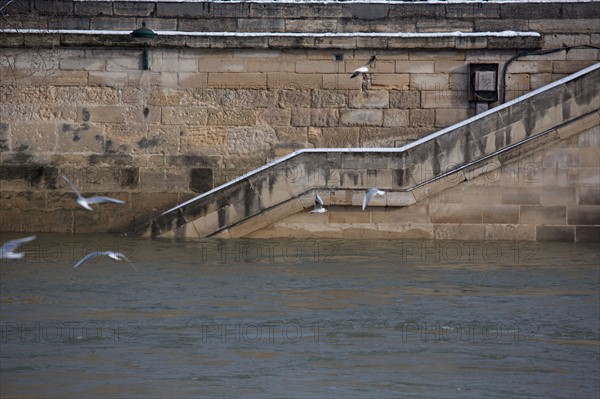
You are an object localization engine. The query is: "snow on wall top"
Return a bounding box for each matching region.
[71,0,600,4]
[0,29,540,38]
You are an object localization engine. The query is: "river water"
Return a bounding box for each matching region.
[1,234,598,398]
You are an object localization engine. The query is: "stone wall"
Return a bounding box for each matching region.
[144,63,599,242]
[246,122,600,242]
[0,1,599,233]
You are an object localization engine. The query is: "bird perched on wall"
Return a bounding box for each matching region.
[73,251,137,270]
[0,236,37,260]
[310,194,327,214]
[62,174,126,211]
[362,188,385,211]
[350,55,377,79]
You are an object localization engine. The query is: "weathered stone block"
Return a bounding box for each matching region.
[198,59,246,73]
[11,122,57,153]
[162,107,209,125]
[268,36,315,49]
[539,186,577,206]
[295,60,339,74]
[179,126,226,154]
[389,90,420,109]
[311,90,348,108]
[567,205,600,225]
[208,73,267,89]
[409,109,435,127]
[435,108,473,128]
[291,108,311,127]
[520,205,567,225]
[410,50,465,61]
[385,191,417,207]
[278,90,311,108]
[422,90,469,109]
[578,186,600,205]
[575,226,600,242]
[396,61,435,74]
[568,168,600,187]
[433,224,485,240]
[483,205,519,224]
[430,203,482,224]
[349,91,389,109]
[285,19,338,33]
[79,106,126,123]
[536,225,575,241]
[383,109,410,127]
[352,3,388,19]
[267,72,322,89]
[238,18,284,32]
[257,108,291,126]
[485,224,536,241]
[57,123,104,153]
[371,74,410,90]
[208,109,256,126]
[502,187,540,205]
[341,110,383,126]
[311,109,340,127]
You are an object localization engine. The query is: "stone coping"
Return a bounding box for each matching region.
[0,29,541,50]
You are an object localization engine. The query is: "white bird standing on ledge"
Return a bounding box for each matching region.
[350,55,377,79]
[62,174,126,211]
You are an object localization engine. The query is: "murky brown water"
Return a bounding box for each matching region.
[1,234,599,398]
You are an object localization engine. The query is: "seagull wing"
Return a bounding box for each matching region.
[62,175,82,198]
[350,66,368,79]
[85,196,126,205]
[315,194,324,209]
[112,252,137,270]
[73,251,105,268]
[0,236,37,253]
[362,188,378,211]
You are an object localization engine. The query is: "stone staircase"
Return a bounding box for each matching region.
[132,62,600,240]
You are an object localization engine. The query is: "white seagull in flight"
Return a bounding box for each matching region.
[0,236,37,260]
[74,251,137,270]
[62,174,126,211]
[350,55,377,79]
[362,188,385,211]
[310,194,327,214]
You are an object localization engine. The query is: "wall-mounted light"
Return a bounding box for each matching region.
[130,21,157,70]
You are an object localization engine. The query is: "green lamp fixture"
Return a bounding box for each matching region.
[130,21,157,70]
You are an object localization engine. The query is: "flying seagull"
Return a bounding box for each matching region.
[310,194,327,214]
[350,55,377,79]
[62,174,126,211]
[362,188,385,211]
[73,251,137,270]
[0,236,37,260]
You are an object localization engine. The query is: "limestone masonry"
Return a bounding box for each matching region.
[0,1,598,239]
